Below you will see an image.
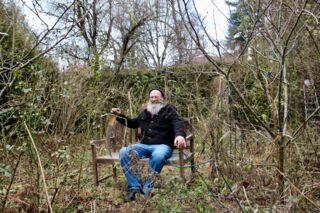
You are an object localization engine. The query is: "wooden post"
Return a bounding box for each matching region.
[179,149,186,183]
[189,119,196,175]
[91,144,99,186]
[112,164,117,180]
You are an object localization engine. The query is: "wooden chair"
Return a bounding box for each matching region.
[90,115,195,186]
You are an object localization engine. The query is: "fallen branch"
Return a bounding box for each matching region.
[275,168,320,210]
[24,122,53,213]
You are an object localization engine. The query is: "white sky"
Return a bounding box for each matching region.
[21,0,229,41]
[19,0,230,66]
[195,0,230,42]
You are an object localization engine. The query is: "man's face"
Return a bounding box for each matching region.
[149,90,163,104]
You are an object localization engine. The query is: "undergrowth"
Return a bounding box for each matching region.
[1,128,319,212]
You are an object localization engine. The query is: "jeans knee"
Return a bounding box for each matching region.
[119,147,128,159]
[149,154,166,173]
[151,154,166,163]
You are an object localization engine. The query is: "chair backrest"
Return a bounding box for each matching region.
[178,117,194,150]
[104,116,132,152]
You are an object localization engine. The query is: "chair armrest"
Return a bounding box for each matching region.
[90,136,115,146]
[90,139,107,146]
[186,134,194,141]
[173,134,194,150]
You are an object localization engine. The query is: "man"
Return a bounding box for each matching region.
[111,89,186,202]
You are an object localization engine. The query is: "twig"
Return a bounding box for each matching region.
[24,122,53,213]
[242,186,254,211]
[139,194,152,213]
[275,168,320,210]
[197,172,231,211]
[302,9,319,24]
[0,194,30,206]
[214,162,245,213]
[286,106,320,147]
[1,151,24,211]
[63,191,80,211]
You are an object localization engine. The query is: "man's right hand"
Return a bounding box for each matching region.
[111,108,121,115]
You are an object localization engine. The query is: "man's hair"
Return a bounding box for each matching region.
[149,89,165,98]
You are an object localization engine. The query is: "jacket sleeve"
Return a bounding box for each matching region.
[116,114,140,129]
[166,105,186,138]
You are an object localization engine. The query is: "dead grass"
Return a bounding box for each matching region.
[1,125,320,213]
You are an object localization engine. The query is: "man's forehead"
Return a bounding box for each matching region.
[150,90,162,97]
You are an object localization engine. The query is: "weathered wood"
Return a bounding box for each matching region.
[92,150,193,165]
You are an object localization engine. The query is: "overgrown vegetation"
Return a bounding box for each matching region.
[1,0,319,212]
[1,66,319,212]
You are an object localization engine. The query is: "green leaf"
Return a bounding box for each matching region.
[12,68,22,78]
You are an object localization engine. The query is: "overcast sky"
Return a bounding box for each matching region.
[19,0,230,66]
[21,0,230,41]
[195,0,230,42]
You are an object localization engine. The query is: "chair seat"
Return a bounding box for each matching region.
[96,151,193,165]
[165,151,193,165]
[96,152,120,163]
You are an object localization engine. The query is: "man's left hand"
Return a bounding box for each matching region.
[174,136,186,149]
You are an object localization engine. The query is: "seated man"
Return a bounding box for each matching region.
[111,89,186,202]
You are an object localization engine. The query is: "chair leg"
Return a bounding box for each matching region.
[112,164,117,180]
[91,145,99,186]
[190,154,196,176]
[179,150,186,183]
[93,162,99,186]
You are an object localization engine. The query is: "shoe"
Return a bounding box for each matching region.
[124,189,142,202]
[142,187,155,199]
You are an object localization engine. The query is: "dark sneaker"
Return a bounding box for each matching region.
[124,189,142,202]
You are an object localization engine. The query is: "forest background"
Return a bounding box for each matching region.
[1,0,319,212]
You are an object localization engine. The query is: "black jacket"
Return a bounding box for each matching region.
[116,104,186,149]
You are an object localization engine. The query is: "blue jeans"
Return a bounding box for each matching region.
[119,144,172,192]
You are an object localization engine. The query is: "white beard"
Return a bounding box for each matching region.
[147,102,166,115]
